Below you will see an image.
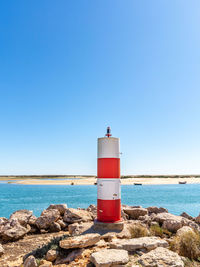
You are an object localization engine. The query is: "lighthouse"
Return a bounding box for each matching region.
[97,127,121,222]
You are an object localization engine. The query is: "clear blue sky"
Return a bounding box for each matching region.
[0,1,200,175]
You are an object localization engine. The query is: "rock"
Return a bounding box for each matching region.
[46,249,58,262]
[9,209,33,227]
[0,217,8,233]
[46,204,67,216]
[138,215,151,224]
[110,236,168,252]
[63,208,93,223]
[36,209,60,230]
[138,247,184,267]
[28,215,37,226]
[195,214,200,224]
[153,213,183,224]
[90,249,129,267]
[49,222,61,232]
[101,232,117,242]
[59,233,100,249]
[24,255,37,267]
[57,219,68,230]
[68,222,93,235]
[147,206,168,214]
[121,209,129,220]
[123,208,148,220]
[55,249,83,264]
[86,204,97,219]
[176,226,194,236]
[0,244,4,256]
[39,259,53,267]
[1,218,30,241]
[180,212,193,221]
[162,220,183,232]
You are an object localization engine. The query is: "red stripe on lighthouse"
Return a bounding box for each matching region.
[97,158,120,178]
[97,199,121,222]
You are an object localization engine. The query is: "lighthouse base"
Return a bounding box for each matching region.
[93,219,124,231]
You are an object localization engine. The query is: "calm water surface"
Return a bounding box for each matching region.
[0,183,200,218]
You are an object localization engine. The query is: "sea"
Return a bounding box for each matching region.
[0,182,200,218]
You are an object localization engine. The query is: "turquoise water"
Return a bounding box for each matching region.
[0,183,200,218]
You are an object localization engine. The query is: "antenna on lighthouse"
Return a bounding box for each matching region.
[105,126,112,138]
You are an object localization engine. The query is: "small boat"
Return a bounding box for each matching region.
[179,181,187,184]
[134,183,142,185]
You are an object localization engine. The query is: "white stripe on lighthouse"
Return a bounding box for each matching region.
[97,179,121,200]
[98,137,120,158]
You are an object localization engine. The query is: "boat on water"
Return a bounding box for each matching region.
[134,183,142,185]
[179,181,187,184]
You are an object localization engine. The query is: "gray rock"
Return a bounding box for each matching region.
[162,220,183,232]
[176,226,194,236]
[0,243,4,256]
[57,219,68,230]
[46,204,67,216]
[123,207,148,220]
[59,233,100,249]
[1,218,30,241]
[138,247,184,267]
[0,217,8,234]
[147,206,168,214]
[36,209,60,230]
[110,236,168,252]
[63,208,93,223]
[90,249,129,267]
[9,209,33,227]
[68,222,93,235]
[86,204,97,219]
[24,255,37,267]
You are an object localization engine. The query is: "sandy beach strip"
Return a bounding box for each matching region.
[10,177,200,185]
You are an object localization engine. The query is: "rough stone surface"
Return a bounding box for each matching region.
[180,212,193,221]
[162,220,183,232]
[138,247,184,267]
[28,215,37,226]
[9,209,33,227]
[36,209,60,230]
[93,220,124,231]
[57,219,68,230]
[39,259,53,267]
[147,206,168,214]
[0,218,8,234]
[46,249,58,262]
[49,222,61,232]
[63,208,93,223]
[24,255,37,267]
[46,204,67,216]
[0,244,4,256]
[123,207,148,219]
[55,249,83,265]
[59,233,100,249]
[110,236,168,252]
[195,214,200,224]
[176,226,194,236]
[1,219,30,241]
[68,222,93,235]
[90,249,129,267]
[87,204,97,219]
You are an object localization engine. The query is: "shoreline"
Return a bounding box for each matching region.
[5,177,200,185]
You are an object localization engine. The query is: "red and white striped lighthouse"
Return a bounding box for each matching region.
[97,127,121,222]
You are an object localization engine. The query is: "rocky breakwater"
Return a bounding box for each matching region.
[1,204,200,266]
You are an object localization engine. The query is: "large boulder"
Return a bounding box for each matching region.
[147,206,168,214]
[59,233,100,249]
[110,236,168,252]
[90,249,129,267]
[123,207,148,220]
[0,244,4,256]
[63,208,93,223]
[24,255,37,267]
[162,220,183,232]
[180,212,193,221]
[46,204,67,216]
[138,247,184,267]
[1,218,30,241]
[36,209,60,230]
[9,209,33,227]
[176,226,194,236]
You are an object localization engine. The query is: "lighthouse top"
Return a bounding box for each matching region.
[105,126,112,137]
